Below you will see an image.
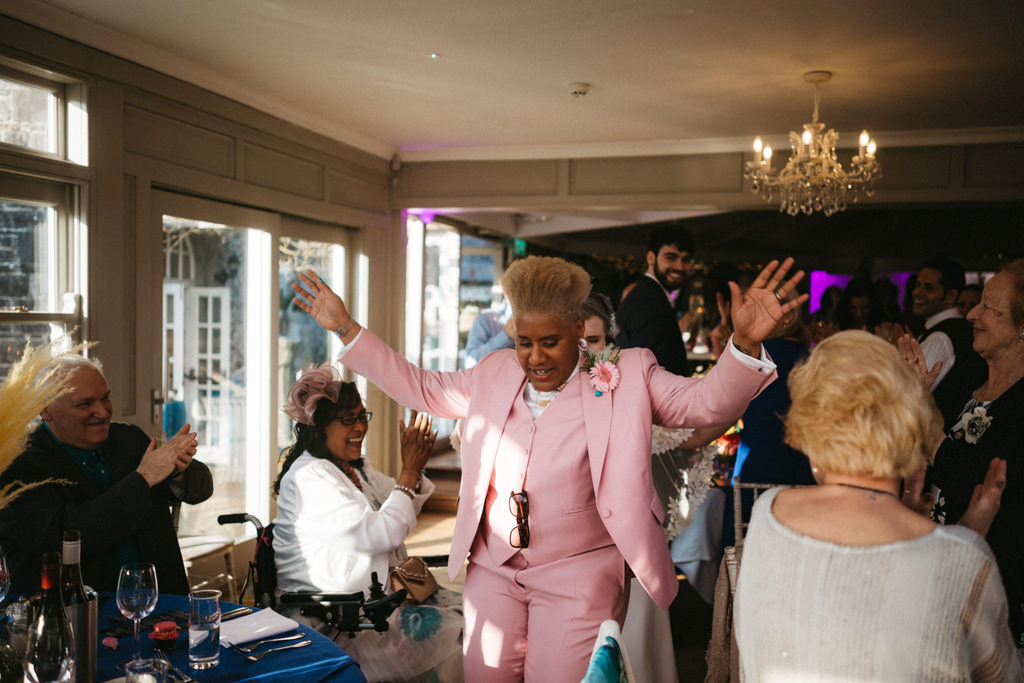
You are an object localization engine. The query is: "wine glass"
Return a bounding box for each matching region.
[116,562,158,664]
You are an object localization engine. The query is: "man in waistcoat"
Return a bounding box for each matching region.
[912,256,987,426]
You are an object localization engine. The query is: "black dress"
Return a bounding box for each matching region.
[930,376,1024,641]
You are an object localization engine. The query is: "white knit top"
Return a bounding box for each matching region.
[735,487,1022,682]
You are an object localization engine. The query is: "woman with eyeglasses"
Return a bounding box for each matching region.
[272,364,464,682]
[292,255,805,682]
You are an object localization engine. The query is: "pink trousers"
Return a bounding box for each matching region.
[462,544,630,682]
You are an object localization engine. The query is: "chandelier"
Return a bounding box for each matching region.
[744,71,881,216]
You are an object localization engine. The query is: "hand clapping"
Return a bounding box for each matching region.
[400,411,437,473]
[137,423,198,487]
[896,333,942,387]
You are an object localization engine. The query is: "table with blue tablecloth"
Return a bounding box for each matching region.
[96,594,365,682]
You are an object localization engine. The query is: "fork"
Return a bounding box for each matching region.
[231,631,305,654]
[156,650,196,683]
[245,639,312,661]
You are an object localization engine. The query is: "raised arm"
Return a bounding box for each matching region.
[292,270,361,343]
[730,258,808,357]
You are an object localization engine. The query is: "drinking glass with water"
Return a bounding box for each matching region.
[187,589,221,670]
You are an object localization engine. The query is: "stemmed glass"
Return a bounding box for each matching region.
[116,562,158,665]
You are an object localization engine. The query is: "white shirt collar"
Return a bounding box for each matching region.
[924,307,962,330]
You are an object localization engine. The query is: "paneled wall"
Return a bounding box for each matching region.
[397,144,1024,214]
[0,15,404,468]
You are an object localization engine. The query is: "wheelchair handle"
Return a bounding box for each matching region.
[217,513,263,529]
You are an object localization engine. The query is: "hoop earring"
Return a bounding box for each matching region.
[579,338,588,351]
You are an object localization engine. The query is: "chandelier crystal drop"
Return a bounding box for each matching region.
[744,71,881,216]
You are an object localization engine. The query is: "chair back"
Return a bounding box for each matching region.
[581,619,635,683]
[731,477,779,550]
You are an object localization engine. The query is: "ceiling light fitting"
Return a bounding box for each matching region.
[744,71,881,216]
[569,82,590,98]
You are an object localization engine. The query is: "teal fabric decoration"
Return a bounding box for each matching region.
[581,636,626,683]
[400,605,443,641]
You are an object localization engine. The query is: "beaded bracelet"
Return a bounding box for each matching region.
[334,318,356,338]
[393,484,415,499]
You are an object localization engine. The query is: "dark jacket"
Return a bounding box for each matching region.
[616,276,691,376]
[0,423,213,595]
[920,317,987,428]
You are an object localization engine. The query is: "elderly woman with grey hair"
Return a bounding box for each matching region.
[735,331,1021,681]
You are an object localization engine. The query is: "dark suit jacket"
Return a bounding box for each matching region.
[0,423,213,594]
[616,275,691,376]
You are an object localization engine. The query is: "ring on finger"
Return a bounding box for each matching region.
[774,291,785,303]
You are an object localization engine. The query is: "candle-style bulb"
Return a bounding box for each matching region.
[763,146,773,160]
[859,130,870,147]
[867,140,877,156]
[753,137,763,153]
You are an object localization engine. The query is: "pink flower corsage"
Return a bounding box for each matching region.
[582,347,621,397]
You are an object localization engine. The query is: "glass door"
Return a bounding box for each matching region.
[155,192,277,538]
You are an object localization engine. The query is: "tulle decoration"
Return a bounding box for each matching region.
[283,363,343,425]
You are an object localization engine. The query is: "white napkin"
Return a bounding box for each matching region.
[218,608,300,647]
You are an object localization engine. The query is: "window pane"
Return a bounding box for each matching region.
[278,237,344,452]
[0,76,58,155]
[0,199,57,311]
[421,225,461,439]
[163,217,262,538]
[0,323,63,379]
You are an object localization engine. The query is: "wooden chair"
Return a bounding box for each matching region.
[179,534,238,602]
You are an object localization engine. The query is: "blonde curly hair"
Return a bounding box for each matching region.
[501,256,592,324]
[785,330,943,479]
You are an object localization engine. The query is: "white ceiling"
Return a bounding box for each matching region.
[7,0,1024,164]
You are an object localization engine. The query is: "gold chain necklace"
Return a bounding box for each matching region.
[534,377,571,408]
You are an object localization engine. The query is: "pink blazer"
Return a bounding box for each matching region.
[341,330,776,609]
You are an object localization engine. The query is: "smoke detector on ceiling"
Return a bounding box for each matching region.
[569,82,590,98]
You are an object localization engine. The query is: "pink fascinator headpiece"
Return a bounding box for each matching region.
[283,363,343,425]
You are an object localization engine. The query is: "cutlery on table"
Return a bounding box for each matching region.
[245,639,312,661]
[221,606,254,621]
[156,650,196,683]
[232,631,306,654]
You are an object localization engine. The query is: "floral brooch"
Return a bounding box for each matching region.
[582,346,621,397]
[953,405,993,444]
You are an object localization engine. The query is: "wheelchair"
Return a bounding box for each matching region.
[217,513,408,637]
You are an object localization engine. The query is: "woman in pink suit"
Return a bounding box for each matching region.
[293,255,806,682]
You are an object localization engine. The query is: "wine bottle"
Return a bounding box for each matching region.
[62,530,95,683]
[24,551,75,683]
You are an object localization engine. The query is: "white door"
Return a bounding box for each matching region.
[184,286,232,465]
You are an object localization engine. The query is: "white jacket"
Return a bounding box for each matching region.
[272,452,434,594]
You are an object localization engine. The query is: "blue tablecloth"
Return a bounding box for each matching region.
[96,594,365,683]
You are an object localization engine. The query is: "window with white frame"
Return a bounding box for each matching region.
[0,59,88,377]
[0,172,83,378]
[0,59,88,165]
[404,215,509,440]
[156,193,357,539]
